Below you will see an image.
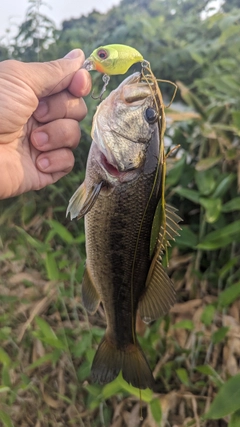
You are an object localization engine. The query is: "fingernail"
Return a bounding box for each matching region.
[64,49,82,59]
[33,131,48,147]
[35,100,48,118]
[37,157,50,170]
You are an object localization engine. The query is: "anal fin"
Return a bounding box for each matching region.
[82,265,100,314]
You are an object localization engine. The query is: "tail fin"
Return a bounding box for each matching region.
[91,335,154,389]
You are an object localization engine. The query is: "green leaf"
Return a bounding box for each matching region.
[27,352,61,370]
[102,379,123,400]
[47,220,74,244]
[45,252,59,280]
[218,282,240,307]
[166,154,186,186]
[219,258,239,279]
[229,409,240,427]
[116,372,153,402]
[0,411,14,427]
[77,361,91,382]
[195,156,222,171]
[212,174,236,198]
[189,51,204,65]
[222,197,240,212]
[176,368,189,386]
[196,365,223,387]
[0,386,10,394]
[197,220,240,250]
[35,317,65,349]
[201,305,216,326]
[150,398,162,423]
[0,348,11,367]
[85,384,102,397]
[205,374,240,419]
[174,226,198,248]
[195,170,217,196]
[174,188,200,204]
[199,197,222,223]
[232,111,240,130]
[173,320,194,330]
[2,366,11,387]
[212,327,229,344]
[15,226,49,252]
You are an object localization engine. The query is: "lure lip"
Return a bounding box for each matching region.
[82,57,96,71]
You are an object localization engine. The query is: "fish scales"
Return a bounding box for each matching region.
[67,72,180,389]
[85,166,161,349]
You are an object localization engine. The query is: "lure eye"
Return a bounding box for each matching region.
[97,49,108,60]
[145,107,158,124]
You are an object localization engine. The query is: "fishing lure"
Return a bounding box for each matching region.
[82,44,144,99]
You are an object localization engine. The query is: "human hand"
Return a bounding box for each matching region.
[0,49,91,199]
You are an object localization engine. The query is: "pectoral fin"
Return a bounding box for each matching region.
[82,265,100,314]
[138,259,176,323]
[66,180,104,220]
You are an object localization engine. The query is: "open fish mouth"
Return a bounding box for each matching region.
[100,151,121,177]
[93,72,154,182]
[97,147,139,183]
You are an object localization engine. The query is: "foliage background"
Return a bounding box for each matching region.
[0,0,240,425]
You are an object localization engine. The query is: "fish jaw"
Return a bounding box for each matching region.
[90,141,140,184]
[91,72,157,181]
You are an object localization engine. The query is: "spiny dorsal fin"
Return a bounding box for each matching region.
[158,204,182,256]
[150,203,182,260]
[66,181,104,220]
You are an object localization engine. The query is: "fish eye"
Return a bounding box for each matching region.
[97,49,108,60]
[145,107,158,124]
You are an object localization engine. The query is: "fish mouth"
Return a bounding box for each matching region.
[100,152,120,177]
[99,150,138,182]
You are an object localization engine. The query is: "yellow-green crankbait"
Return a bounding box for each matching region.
[83,44,144,99]
[83,44,144,75]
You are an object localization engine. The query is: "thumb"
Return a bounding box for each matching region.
[21,49,86,98]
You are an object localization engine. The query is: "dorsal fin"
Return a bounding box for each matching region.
[138,261,176,323]
[139,204,182,323]
[158,204,182,255]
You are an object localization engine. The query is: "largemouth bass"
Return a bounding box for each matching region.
[67,72,181,389]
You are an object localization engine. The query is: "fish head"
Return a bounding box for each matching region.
[91,72,160,183]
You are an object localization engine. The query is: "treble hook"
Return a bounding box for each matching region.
[91,74,110,101]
